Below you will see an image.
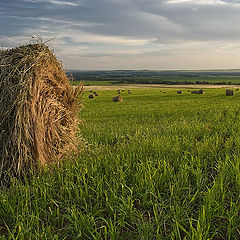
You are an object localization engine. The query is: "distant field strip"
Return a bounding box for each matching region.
[83,84,240,91]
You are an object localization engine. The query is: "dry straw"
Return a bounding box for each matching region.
[0,43,83,181]
[112,95,123,102]
[226,89,234,96]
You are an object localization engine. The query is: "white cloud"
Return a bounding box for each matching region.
[167,0,227,5]
[23,0,79,6]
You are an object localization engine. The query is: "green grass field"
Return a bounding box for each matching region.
[1,88,240,239]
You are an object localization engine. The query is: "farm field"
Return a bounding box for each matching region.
[72,80,116,86]
[1,88,240,239]
[68,70,240,85]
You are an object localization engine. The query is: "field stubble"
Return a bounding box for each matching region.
[1,88,240,239]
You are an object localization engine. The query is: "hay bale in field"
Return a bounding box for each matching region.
[112,95,123,102]
[177,90,182,94]
[197,89,204,94]
[89,94,94,98]
[226,89,234,96]
[191,89,204,94]
[0,43,83,181]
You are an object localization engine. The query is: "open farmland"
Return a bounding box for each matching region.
[1,88,240,239]
[68,70,240,86]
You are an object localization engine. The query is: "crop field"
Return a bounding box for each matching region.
[1,88,240,239]
[72,80,116,86]
[72,76,240,86]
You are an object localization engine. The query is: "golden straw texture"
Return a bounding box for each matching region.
[0,43,83,181]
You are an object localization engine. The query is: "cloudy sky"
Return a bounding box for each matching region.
[1,0,240,70]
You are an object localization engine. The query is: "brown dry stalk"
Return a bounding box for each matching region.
[0,43,83,182]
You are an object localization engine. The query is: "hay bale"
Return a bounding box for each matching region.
[112,95,123,102]
[0,43,83,180]
[177,90,182,94]
[89,94,94,98]
[191,89,204,94]
[226,89,234,96]
[196,89,205,94]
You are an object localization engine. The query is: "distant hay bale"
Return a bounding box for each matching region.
[191,89,204,94]
[0,43,83,181]
[89,94,94,98]
[177,90,182,94]
[112,95,123,102]
[226,89,234,96]
[197,89,205,94]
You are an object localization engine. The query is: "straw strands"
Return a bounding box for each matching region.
[0,43,83,181]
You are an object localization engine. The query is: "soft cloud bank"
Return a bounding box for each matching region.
[1,0,240,69]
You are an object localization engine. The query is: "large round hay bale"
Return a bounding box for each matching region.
[112,95,123,102]
[196,89,205,94]
[226,89,234,96]
[0,43,83,180]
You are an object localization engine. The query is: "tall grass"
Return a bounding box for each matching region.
[1,88,240,239]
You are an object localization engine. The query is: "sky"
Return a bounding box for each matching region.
[1,0,240,70]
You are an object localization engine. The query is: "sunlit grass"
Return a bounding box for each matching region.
[1,88,240,239]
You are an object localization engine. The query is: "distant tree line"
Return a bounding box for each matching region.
[66,70,240,85]
[112,79,233,85]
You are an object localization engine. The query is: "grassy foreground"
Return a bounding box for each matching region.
[1,88,240,239]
